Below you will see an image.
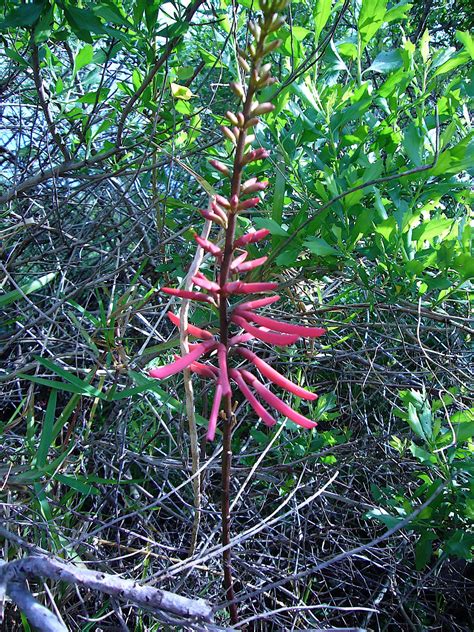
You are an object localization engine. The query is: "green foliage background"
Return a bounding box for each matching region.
[0,0,472,629]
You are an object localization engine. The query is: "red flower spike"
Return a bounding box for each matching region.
[237,347,317,400]
[224,281,278,294]
[234,256,268,273]
[240,370,317,429]
[167,312,214,340]
[230,369,277,427]
[192,274,220,293]
[161,287,215,304]
[149,340,217,379]
[194,235,222,257]
[207,383,223,441]
[237,295,281,311]
[232,314,299,346]
[236,309,326,338]
[233,228,270,248]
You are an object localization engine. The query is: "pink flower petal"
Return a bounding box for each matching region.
[238,310,326,338]
[161,287,215,304]
[237,197,260,211]
[232,314,299,346]
[236,295,281,311]
[223,281,278,295]
[228,333,254,346]
[192,274,220,293]
[149,340,217,379]
[234,256,268,273]
[215,194,230,209]
[241,370,317,429]
[233,228,270,249]
[199,209,225,226]
[230,369,277,427]
[166,311,214,340]
[230,252,249,271]
[194,235,222,257]
[217,343,231,396]
[237,347,318,400]
[189,361,218,379]
[207,384,223,441]
[210,201,228,222]
[242,179,269,194]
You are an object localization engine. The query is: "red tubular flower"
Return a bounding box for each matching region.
[237,295,281,311]
[230,368,277,427]
[240,369,317,429]
[217,343,231,396]
[207,384,223,441]
[192,274,220,293]
[223,281,278,294]
[161,287,216,304]
[231,314,299,346]
[149,339,217,379]
[235,309,326,338]
[236,347,317,400]
[167,312,213,340]
[233,256,268,273]
[194,235,222,257]
[234,228,270,248]
[189,361,219,379]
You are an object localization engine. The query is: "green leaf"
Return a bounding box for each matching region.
[253,218,288,236]
[407,403,427,441]
[0,272,57,308]
[374,216,397,241]
[456,30,474,59]
[367,50,403,74]
[0,1,45,28]
[170,82,195,100]
[35,390,57,468]
[403,123,423,166]
[53,473,99,496]
[314,0,332,43]
[304,237,339,256]
[415,532,434,570]
[358,0,387,52]
[74,44,94,74]
[33,356,105,398]
[383,1,412,23]
[433,51,471,78]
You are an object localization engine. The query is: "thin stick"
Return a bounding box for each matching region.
[180,212,213,556]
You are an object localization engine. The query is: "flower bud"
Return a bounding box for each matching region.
[244,116,260,129]
[221,126,237,145]
[233,228,270,248]
[238,55,250,73]
[242,147,270,165]
[199,208,226,227]
[225,111,239,125]
[230,82,245,100]
[194,234,222,257]
[242,179,269,194]
[251,102,275,116]
[215,194,230,208]
[237,196,260,211]
[262,39,282,56]
[209,159,231,177]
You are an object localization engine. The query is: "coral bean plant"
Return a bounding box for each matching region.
[149,0,325,622]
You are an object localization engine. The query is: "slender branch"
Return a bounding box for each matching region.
[0,556,214,624]
[180,213,213,556]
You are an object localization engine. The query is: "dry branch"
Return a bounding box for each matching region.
[0,555,214,628]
